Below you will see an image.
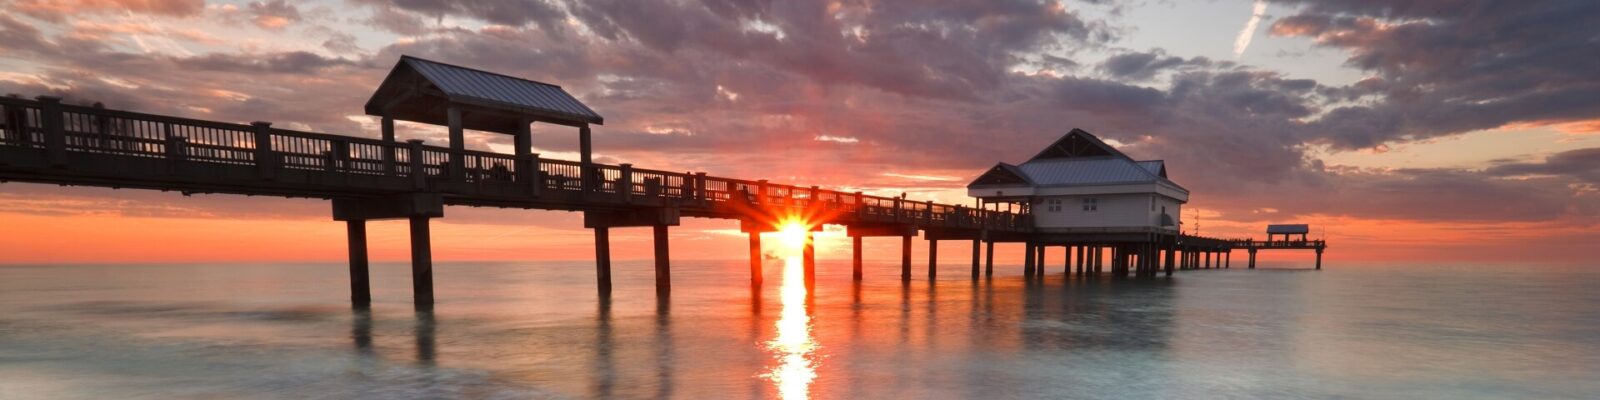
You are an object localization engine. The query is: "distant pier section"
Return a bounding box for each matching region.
[1231,224,1328,269]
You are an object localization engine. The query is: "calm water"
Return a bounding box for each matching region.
[1,257,1596,399]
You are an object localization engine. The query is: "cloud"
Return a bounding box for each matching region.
[1233,0,1268,57]
[5,0,204,22]
[245,0,301,31]
[1267,0,1600,150]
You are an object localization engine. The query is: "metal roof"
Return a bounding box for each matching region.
[1015,157,1161,186]
[1136,160,1164,176]
[1267,224,1310,234]
[402,56,603,125]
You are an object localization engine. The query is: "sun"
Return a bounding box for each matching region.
[775,216,809,253]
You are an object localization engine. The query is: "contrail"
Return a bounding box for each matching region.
[1233,0,1268,57]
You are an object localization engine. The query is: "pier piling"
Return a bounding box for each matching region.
[803,231,816,290]
[928,238,938,279]
[595,227,612,297]
[408,216,434,311]
[901,235,912,281]
[749,232,763,285]
[654,225,671,297]
[852,236,863,281]
[346,219,371,309]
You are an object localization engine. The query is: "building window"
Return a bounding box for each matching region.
[1081,197,1098,212]
[1045,198,1062,212]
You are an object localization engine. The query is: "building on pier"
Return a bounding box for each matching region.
[966,129,1188,232]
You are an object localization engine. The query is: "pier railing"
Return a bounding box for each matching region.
[0,96,1028,231]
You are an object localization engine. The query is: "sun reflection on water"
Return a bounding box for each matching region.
[764,220,817,399]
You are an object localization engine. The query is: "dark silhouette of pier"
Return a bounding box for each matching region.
[0,57,1295,310]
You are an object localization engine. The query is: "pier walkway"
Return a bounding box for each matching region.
[0,57,1283,310]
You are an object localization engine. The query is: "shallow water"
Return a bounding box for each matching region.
[1,258,1596,399]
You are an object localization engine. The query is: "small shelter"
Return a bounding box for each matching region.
[1266,224,1310,242]
[365,55,603,183]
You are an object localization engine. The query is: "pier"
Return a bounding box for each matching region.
[0,56,1306,311]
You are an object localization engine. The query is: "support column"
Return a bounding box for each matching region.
[654,225,671,297]
[346,220,371,309]
[1249,249,1257,269]
[1225,251,1232,269]
[1164,243,1176,277]
[900,234,912,281]
[803,231,816,289]
[1316,248,1324,270]
[927,239,938,279]
[852,235,863,281]
[408,216,434,311]
[595,227,612,296]
[1076,246,1086,275]
[1205,251,1213,269]
[970,237,981,279]
[1035,246,1047,277]
[1023,242,1036,277]
[984,239,995,277]
[749,232,763,285]
[1064,245,1073,274]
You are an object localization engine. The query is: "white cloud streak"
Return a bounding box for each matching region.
[1233,0,1268,58]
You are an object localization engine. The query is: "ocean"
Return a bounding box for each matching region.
[1,258,1596,399]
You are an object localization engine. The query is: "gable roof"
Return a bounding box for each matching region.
[1027,128,1129,162]
[969,163,1032,186]
[968,128,1186,192]
[365,55,602,132]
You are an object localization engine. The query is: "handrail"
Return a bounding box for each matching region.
[0,96,1029,231]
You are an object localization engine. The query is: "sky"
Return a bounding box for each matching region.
[0,0,1597,265]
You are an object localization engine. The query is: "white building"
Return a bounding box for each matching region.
[967,129,1189,233]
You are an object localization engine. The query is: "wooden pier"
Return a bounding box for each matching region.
[0,57,1309,310]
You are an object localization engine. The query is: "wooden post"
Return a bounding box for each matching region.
[852,235,863,281]
[1316,248,1324,270]
[927,238,938,279]
[1064,245,1073,274]
[1023,242,1036,277]
[165,136,187,174]
[900,234,912,281]
[985,239,995,277]
[408,140,426,189]
[530,153,543,196]
[619,163,634,202]
[595,227,612,296]
[515,119,535,186]
[37,96,65,166]
[579,125,593,193]
[1225,251,1231,269]
[1249,248,1257,269]
[803,231,816,290]
[446,106,465,181]
[347,219,371,309]
[654,225,670,297]
[970,235,982,279]
[251,121,274,179]
[749,231,763,285]
[695,173,708,203]
[408,216,434,311]
[381,116,396,175]
[1164,242,1176,277]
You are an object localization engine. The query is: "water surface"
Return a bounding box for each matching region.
[1,259,1596,399]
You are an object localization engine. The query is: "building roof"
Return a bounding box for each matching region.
[969,129,1185,192]
[364,55,602,133]
[1267,224,1310,234]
